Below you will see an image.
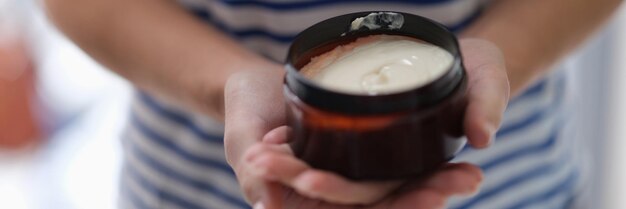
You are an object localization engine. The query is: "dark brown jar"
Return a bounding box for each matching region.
[284,11,468,180]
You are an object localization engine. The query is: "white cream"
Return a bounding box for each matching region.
[301,35,454,95]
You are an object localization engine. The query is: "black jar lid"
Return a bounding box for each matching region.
[285,11,466,115]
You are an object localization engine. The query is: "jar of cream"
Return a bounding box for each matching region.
[284,11,468,180]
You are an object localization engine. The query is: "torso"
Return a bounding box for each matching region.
[119,1,587,209]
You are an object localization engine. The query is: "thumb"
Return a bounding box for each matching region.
[460,38,510,148]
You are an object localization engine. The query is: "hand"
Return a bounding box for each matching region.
[223,38,509,209]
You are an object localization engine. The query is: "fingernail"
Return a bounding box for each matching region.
[293,177,320,199]
[250,160,277,180]
[486,133,495,147]
[482,124,497,148]
[461,184,481,197]
[253,202,265,209]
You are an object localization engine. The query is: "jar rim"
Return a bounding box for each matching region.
[284,11,466,115]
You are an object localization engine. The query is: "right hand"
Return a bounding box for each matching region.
[224,69,484,209]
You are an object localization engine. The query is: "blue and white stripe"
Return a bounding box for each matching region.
[449,68,582,209]
[121,93,249,209]
[179,0,484,60]
[119,1,585,208]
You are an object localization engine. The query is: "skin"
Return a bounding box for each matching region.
[43,0,622,208]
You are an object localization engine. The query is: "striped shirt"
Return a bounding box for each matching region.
[119,0,589,208]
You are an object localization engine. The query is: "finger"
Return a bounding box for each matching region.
[248,147,402,205]
[244,145,317,208]
[260,182,286,209]
[240,164,285,209]
[240,147,287,209]
[382,189,446,209]
[238,165,269,207]
[262,126,293,144]
[291,170,402,205]
[246,144,309,182]
[460,38,510,148]
[244,143,292,165]
[420,163,483,196]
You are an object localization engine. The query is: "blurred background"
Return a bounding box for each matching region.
[0,0,625,209]
[1,0,130,208]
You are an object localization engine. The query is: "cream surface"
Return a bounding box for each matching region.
[301,35,453,95]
